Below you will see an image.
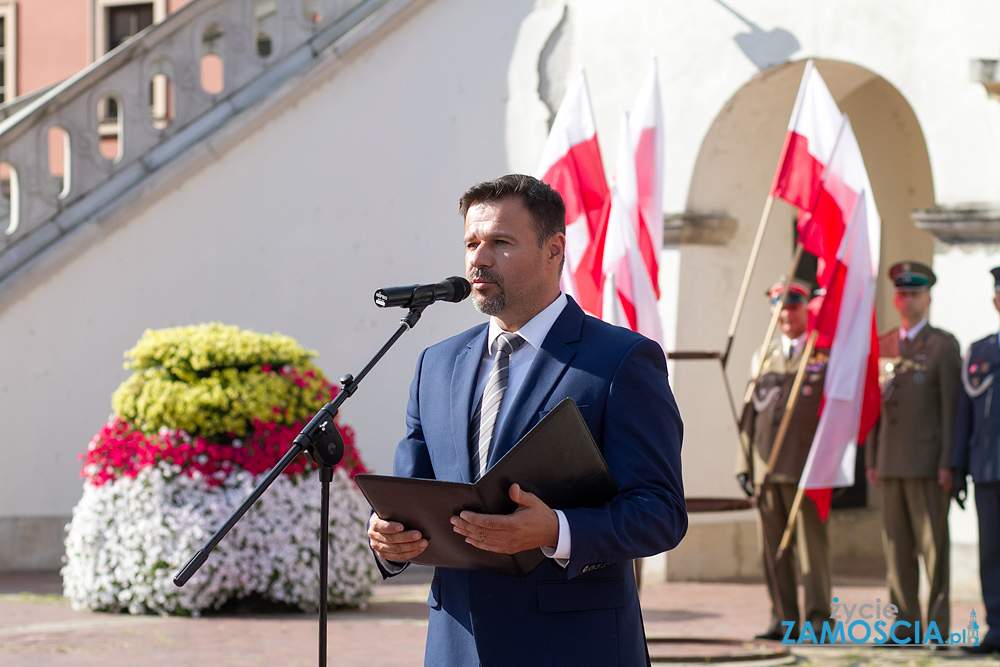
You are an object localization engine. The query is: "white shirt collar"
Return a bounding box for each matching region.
[487,293,568,353]
[900,318,928,341]
[781,331,808,356]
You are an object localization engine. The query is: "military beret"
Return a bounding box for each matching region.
[767,278,811,305]
[991,266,1000,290]
[888,261,935,291]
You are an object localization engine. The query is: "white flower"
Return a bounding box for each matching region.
[62,466,379,615]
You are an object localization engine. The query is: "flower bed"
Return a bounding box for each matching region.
[62,324,380,615]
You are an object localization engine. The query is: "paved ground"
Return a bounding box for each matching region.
[0,568,996,666]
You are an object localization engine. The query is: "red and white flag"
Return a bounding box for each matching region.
[597,112,663,343]
[582,59,664,343]
[798,117,882,520]
[536,70,608,315]
[770,60,845,288]
[628,58,664,300]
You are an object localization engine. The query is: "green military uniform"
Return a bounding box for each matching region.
[739,338,832,637]
[867,323,960,638]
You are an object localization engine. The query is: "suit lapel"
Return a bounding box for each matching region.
[987,334,1000,376]
[450,326,488,483]
[486,299,584,468]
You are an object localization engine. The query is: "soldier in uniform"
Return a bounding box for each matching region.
[866,260,960,643]
[737,278,831,640]
[952,266,1000,654]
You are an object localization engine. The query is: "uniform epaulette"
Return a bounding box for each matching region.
[878,329,898,344]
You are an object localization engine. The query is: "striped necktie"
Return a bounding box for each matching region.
[470,332,526,480]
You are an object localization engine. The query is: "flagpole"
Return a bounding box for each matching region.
[732,242,805,476]
[775,487,807,564]
[762,332,817,566]
[761,328,815,570]
[737,252,808,616]
[722,194,775,369]
[742,244,806,406]
[773,263,847,566]
[763,328,819,477]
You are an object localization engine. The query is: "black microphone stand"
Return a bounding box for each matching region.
[174,305,428,666]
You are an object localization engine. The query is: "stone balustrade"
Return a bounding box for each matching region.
[0,0,413,289]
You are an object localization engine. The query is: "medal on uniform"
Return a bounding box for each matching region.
[914,372,926,384]
[964,357,994,398]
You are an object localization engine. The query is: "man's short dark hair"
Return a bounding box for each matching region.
[458,174,566,246]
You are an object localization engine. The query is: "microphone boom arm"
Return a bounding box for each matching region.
[173,304,428,588]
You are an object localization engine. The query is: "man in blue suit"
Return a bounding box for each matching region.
[953,265,1000,654]
[368,174,687,666]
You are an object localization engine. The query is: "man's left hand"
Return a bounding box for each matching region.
[938,468,953,493]
[451,483,559,554]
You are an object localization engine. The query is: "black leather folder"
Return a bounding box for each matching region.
[355,398,618,577]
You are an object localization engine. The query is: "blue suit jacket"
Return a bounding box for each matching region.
[384,297,687,667]
[953,333,1000,483]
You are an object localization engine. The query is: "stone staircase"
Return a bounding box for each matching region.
[0,0,420,295]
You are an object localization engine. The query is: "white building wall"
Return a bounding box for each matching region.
[3,0,1000,584]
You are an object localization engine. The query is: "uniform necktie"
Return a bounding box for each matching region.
[788,341,797,360]
[899,335,907,355]
[470,332,526,480]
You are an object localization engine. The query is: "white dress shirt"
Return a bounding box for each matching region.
[781,332,808,360]
[475,292,571,562]
[377,293,572,572]
[899,318,927,346]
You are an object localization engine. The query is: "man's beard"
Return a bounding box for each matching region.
[469,268,506,316]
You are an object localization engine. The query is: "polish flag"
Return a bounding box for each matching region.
[770,60,844,288]
[797,117,882,521]
[628,58,664,299]
[536,70,608,315]
[597,112,663,343]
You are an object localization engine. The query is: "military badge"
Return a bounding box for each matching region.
[964,357,994,398]
[962,359,992,397]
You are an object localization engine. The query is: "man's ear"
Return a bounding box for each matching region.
[547,233,566,265]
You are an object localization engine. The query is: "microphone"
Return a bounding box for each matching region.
[374,276,472,308]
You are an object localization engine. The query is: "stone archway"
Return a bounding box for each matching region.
[668,58,935,580]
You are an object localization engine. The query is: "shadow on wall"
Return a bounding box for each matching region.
[714,0,801,71]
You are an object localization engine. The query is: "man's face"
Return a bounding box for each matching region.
[464,198,564,330]
[993,291,1000,314]
[775,301,808,339]
[893,289,931,325]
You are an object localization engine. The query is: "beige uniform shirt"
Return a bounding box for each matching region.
[738,339,829,485]
[866,324,961,478]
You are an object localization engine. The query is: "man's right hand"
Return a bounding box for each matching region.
[866,468,880,488]
[367,515,428,563]
[952,469,968,510]
[736,473,754,499]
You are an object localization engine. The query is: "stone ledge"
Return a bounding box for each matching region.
[912,205,1000,244]
[663,212,738,246]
